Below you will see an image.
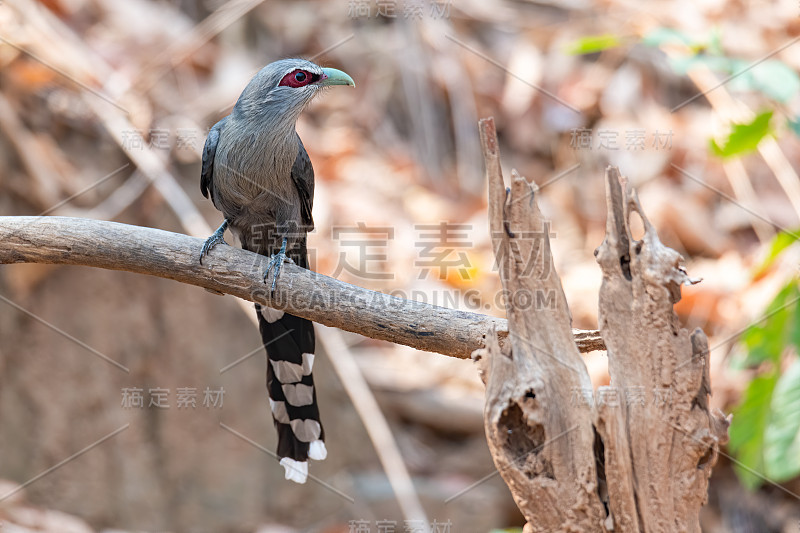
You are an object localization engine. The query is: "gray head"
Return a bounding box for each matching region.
[232,59,355,129]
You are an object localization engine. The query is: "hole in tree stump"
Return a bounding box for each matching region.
[697,446,714,470]
[500,403,552,480]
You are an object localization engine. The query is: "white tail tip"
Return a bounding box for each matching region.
[308,440,327,461]
[279,457,308,484]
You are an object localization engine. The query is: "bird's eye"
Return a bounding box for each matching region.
[279,69,315,88]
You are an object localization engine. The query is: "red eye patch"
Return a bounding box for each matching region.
[278,69,320,88]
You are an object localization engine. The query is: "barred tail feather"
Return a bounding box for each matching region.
[256,304,326,484]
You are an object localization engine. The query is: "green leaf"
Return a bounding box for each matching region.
[751,61,800,102]
[740,282,800,366]
[728,60,800,103]
[757,230,800,272]
[642,28,696,48]
[708,26,724,56]
[565,34,622,55]
[789,290,800,360]
[710,111,773,158]
[789,117,800,138]
[764,360,800,481]
[731,281,800,489]
[729,370,780,489]
[667,54,733,75]
[644,25,800,103]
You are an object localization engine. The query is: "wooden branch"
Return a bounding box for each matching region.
[0,216,604,359]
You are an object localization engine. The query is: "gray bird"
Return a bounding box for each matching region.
[199,59,355,483]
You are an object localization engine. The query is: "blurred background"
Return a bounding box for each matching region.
[1,0,800,531]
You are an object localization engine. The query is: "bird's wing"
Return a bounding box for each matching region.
[291,135,315,231]
[200,116,229,199]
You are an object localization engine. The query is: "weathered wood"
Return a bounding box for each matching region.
[0,216,605,359]
[475,118,727,532]
[595,168,729,533]
[475,118,606,532]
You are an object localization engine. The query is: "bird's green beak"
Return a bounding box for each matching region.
[319,68,355,87]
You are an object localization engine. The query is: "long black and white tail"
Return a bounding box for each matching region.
[252,240,326,484]
[256,305,326,483]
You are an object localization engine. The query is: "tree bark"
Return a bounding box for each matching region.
[475,117,729,532]
[0,215,604,360]
[475,118,606,532]
[594,167,730,532]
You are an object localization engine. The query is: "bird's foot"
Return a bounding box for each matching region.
[263,238,294,293]
[200,220,229,264]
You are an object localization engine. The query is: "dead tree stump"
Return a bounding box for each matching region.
[474,118,730,532]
